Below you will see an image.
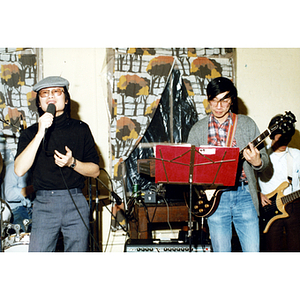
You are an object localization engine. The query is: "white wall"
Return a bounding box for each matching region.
[236,48,300,148]
[42,48,300,251]
[43,48,110,169]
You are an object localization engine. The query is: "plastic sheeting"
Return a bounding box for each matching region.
[125,69,199,196]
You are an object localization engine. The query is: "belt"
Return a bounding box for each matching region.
[36,188,82,196]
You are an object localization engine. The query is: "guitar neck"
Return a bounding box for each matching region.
[240,129,270,155]
[282,190,300,205]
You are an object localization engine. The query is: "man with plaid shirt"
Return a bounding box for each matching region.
[188,77,270,252]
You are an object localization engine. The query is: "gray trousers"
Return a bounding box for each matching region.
[29,188,89,252]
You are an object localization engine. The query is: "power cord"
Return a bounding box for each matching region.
[162,197,174,234]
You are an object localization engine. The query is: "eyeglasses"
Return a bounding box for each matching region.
[209,97,231,107]
[39,88,64,98]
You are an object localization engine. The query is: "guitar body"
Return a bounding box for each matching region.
[261,181,290,233]
[187,187,223,218]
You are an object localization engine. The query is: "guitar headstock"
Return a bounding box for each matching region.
[240,111,297,158]
[268,111,297,136]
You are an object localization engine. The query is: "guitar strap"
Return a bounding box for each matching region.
[287,149,294,191]
[226,113,238,147]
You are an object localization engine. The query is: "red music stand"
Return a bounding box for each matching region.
[155,144,239,186]
[154,144,240,251]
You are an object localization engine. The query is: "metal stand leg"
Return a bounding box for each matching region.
[95,179,99,251]
[188,182,193,252]
[0,208,2,252]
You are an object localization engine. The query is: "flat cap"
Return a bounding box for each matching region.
[33,76,70,92]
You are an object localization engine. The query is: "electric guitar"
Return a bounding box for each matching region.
[261,182,300,233]
[190,111,296,218]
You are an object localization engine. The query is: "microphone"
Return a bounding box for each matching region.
[47,103,56,116]
[45,103,56,135]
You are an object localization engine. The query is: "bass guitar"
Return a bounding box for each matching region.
[261,182,300,233]
[190,111,296,218]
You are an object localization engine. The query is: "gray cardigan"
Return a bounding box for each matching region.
[187,114,270,215]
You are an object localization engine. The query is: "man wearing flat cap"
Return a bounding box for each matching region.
[14,76,100,252]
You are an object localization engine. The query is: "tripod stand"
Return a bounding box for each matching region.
[155,144,239,251]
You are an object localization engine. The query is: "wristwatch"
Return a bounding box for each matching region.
[70,157,76,169]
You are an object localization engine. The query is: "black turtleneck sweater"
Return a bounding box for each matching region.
[16,113,99,191]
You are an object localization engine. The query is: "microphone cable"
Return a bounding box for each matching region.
[42,130,101,251]
[39,105,102,251]
[97,168,129,252]
[59,167,101,251]
[96,168,128,234]
[42,122,127,251]
[59,166,129,252]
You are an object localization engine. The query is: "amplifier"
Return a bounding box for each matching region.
[124,239,211,252]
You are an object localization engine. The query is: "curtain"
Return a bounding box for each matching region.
[0,48,39,164]
[109,48,235,219]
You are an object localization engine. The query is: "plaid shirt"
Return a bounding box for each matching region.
[207,112,247,182]
[208,113,232,147]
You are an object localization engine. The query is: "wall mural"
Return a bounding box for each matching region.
[0,48,39,164]
[110,48,235,229]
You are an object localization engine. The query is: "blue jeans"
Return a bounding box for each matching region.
[11,206,32,232]
[29,188,90,252]
[207,183,259,252]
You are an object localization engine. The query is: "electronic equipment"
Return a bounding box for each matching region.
[143,190,156,203]
[124,239,211,252]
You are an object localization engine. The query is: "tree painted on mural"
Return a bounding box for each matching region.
[4,107,23,133]
[111,98,117,120]
[182,78,196,109]
[173,48,198,76]
[146,56,174,94]
[115,116,141,158]
[116,48,156,73]
[1,53,37,108]
[127,48,156,73]
[1,64,24,106]
[26,90,37,112]
[0,91,5,108]
[19,53,37,83]
[145,98,160,119]
[190,57,222,95]
[117,74,150,115]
